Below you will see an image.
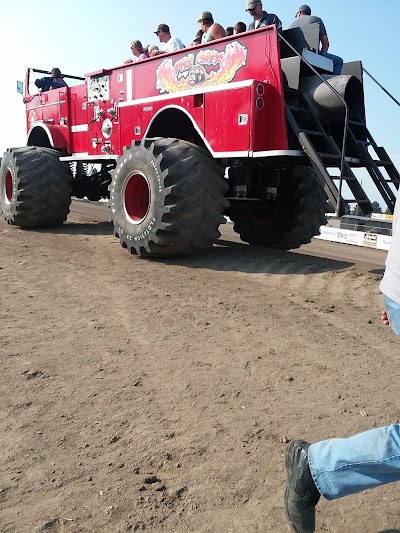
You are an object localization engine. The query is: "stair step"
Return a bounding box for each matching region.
[355,140,373,147]
[344,199,370,204]
[302,129,326,137]
[330,176,357,181]
[348,120,366,126]
[373,160,393,167]
[287,105,312,114]
[318,152,341,159]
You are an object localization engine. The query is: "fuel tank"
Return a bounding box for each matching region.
[299,74,364,122]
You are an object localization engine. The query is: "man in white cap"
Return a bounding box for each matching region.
[289,5,343,74]
[246,0,282,31]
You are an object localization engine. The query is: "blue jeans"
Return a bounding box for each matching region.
[309,425,400,499]
[384,294,400,336]
[321,51,343,75]
[308,295,400,499]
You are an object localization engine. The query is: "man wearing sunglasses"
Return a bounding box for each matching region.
[150,24,185,56]
[246,0,282,31]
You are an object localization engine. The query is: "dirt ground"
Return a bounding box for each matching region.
[1,211,400,533]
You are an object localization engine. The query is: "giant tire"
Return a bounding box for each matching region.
[0,146,72,227]
[109,138,228,256]
[230,166,327,250]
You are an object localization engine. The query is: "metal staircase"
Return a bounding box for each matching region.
[285,88,399,216]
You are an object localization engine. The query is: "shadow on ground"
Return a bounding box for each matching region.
[33,222,113,236]
[21,218,356,276]
[158,238,353,276]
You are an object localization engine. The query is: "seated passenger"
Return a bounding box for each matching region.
[234,22,247,34]
[226,26,234,36]
[148,44,159,54]
[130,40,149,62]
[35,68,67,92]
[246,0,282,31]
[198,11,226,42]
[289,4,343,75]
[191,30,204,46]
[150,24,185,55]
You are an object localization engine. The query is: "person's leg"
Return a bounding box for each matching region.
[285,440,320,533]
[285,426,400,532]
[321,51,343,75]
[383,294,400,336]
[309,424,400,499]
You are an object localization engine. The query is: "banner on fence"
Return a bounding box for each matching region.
[315,226,392,251]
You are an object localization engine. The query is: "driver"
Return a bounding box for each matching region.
[35,68,67,92]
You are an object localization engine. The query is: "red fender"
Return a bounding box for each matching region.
[27,122,70,152]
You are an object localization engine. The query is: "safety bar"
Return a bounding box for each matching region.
[362,68,400,108]
[31,68,85,81]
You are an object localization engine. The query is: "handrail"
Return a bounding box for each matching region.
[31,68,85,82]
[362,68,400,108]
[278,34,349,217]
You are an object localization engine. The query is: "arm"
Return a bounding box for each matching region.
[150,49,166,56]
[273,15,282,31]
[320,34,329,53]
[35,77,52,92]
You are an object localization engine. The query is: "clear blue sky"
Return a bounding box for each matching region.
[1,0,399,206]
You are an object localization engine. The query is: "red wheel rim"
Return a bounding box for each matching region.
[123,172,150,224]
[4,169,13,204]
[249,212,273,224]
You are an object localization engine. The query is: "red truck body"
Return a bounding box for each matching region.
[24,27,287,159]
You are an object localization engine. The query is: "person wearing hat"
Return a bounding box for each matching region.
[150,24,185,56]
[289,5,343,75]
[246,0,282,32]
[34,68,67,92]
[198,11,226,43]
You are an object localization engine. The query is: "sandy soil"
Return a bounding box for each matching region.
[1,212,399,533]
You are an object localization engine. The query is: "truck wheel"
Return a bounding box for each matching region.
[230,166,327,250]
[109,138,228,256]
[0,146,72,227]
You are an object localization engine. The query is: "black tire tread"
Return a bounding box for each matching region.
[232,166,327,250]
[1,146,72,228]
[111,138,228,256]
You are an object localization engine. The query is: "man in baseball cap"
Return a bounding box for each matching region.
[297,4,311,15]
[150,23,185,56]
[35,67,67,92]
[289,4,343,74]
[246,1,282,31]
[198,10,226,43]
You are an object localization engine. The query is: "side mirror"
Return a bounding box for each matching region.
[17,81,24,94]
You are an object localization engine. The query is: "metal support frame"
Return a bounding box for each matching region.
[278,34,349,217]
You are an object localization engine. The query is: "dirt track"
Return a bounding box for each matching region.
[1,205,399,533]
